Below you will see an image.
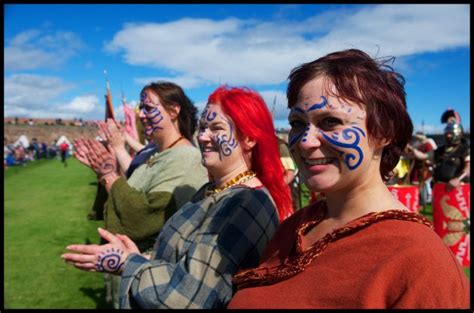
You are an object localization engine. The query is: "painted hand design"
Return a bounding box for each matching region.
[105,118,126,150]
[73,139,118,179]
[61,227,140,275]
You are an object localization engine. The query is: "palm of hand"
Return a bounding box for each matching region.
[73,139,117,178]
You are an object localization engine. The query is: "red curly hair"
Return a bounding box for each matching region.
[208,85,293,221]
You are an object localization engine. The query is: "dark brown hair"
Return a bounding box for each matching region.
[142,81,198,141]
[287,49,413,180]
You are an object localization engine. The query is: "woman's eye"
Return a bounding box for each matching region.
[289,120,306,128]
[319,117,342,130]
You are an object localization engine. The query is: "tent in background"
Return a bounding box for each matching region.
[55,135,73,152]
[14,135,29,148]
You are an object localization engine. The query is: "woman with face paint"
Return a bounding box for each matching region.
[62,85,292,309]
[69,81,209,308]
[228,49,469,309]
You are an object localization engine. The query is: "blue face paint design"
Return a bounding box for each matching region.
[216,119,238,160]
[144,107,164,136]
[307,96,328,112]
[206,111,217,121]
[200,105,217,122]
[321,127,366,170]
[288,125,309,148]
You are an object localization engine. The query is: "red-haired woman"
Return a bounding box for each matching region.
[62,85,293,308]
[229,49,469,309]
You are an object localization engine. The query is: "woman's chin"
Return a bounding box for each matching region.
[304,177,338,193]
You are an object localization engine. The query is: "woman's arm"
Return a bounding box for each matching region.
[118,188,279,309]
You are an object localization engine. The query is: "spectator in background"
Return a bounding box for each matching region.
[41,142,48,159]
[48,140,58,159]
[409,118,469,191]
[59,141,70,167]
[408,132,437,204]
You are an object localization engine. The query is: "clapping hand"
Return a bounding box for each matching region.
[73,139,118,182]
[61,227,140,275]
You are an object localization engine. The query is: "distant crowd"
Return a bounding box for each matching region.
[4,137,70,169]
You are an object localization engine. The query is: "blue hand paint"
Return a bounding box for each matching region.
[96,248,124,273]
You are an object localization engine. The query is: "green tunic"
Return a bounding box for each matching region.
[104,145,208,251]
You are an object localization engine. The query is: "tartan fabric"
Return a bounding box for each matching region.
[118,185,279,309]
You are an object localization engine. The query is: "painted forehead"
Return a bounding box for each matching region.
[140,89,160,103]
[291,93,366,120]
[201,103,231,123]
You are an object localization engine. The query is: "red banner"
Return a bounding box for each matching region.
[387,185,420,213]
[432,183,470,267]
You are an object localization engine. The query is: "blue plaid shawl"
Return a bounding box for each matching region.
[118,184,279,309]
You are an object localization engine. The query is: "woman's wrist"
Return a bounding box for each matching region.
[99,172,120,188]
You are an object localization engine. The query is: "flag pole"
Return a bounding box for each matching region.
[104,69,115,121]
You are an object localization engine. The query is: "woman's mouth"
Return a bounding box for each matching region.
[303,157,336,166]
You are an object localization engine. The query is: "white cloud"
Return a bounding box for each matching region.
[5,74,74,109]
[105,4,469,88]
[4,29,85,71]
[62,95,100,114]
[4,74,102,119]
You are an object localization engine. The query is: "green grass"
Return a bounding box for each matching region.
[4,158,113,309]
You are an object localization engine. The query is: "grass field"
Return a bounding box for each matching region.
[4,158,112,309]
[4,159,469,308]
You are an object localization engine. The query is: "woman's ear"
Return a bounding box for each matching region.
[241,136,257,151]
[167,103,181,120]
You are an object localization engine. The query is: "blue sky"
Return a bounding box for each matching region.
[4,4,470,134]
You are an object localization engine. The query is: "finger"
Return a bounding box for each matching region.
[62,252,97,264]
[66,244,101,254]
[74,152,91,167]
[97,227,121,245]
[72,262,98,272]
[116,234,137,251]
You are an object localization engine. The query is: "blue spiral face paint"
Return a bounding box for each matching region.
[216,120,238,160]
[198,105,238,161]
[321,126,366,170]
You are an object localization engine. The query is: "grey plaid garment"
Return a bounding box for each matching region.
[118,184,280,309]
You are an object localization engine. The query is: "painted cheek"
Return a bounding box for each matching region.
[145,108,164,134]
[319,126,366,170]
[288,124,309,149]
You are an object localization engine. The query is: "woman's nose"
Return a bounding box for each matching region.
[298,125,322,149]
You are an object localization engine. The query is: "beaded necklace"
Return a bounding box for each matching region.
[206,170,256,196]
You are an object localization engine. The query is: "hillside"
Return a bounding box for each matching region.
[4,124,98,145]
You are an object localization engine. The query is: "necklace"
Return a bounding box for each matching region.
[165,135,184,150]
[206,170,257,196]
